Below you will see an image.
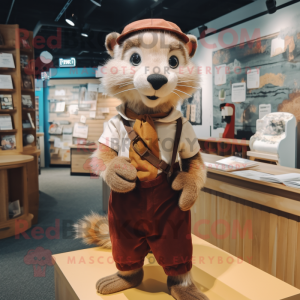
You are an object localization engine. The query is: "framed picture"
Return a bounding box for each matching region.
[0,32,4,46]
[1,135,16,150]
[22,95,33,108]
[22,74,33,89]
[20,55,29,69]
[0,95,13,110]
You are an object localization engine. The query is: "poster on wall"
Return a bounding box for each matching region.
[181,89,202,125]
[212,24,300,140]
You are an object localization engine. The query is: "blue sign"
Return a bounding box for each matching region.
[59,57,76,68]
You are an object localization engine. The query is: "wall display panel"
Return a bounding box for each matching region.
[212,19,300,140]
[181,88,202,125]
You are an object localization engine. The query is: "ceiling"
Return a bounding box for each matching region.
[1,0,255,69]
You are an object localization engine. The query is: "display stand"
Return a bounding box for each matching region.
[0,24,40,225]
[0,155,34,239]
[53,234,300,300]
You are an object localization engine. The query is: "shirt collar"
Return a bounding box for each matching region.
[116,103,183,123]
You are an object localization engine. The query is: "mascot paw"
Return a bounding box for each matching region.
[96,269,144,294]
[172,172,199,211]
[168,282,209,300]
[105,157,137,193]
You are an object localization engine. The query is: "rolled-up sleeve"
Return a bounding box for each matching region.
[98,116,121,152]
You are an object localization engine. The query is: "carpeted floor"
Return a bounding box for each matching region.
[0,168,103,300]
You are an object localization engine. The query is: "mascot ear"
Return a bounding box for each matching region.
[186,34,198,58]
[105,32,120,57]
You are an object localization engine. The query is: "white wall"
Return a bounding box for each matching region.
[189,0,300,138]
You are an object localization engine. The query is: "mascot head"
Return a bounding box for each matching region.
[102,19,200,112]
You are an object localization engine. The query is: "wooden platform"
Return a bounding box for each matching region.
[53,234,300,300]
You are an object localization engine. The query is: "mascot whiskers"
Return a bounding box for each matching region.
[75,19,208,300]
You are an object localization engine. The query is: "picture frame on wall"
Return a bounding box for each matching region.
[22,74,33,89]
[0,95,13,110]
[21,95,33,108]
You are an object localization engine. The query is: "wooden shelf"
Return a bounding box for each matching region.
[21,88,34,92]
[0,45,15,51]
[0,129,17,134]
[0,89,15,93]
[22,108,35,112]
[20,48,33,54]
[23,127,35,132]
[0,109,17,113]
[0,68,16,72]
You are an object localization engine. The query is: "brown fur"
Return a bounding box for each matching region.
[172,152,207,211]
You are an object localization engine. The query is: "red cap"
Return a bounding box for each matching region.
[116,19,190,44]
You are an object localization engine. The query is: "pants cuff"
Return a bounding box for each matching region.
[116,260,144,271]
[163,261,192,276]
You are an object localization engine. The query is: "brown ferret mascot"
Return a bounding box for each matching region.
[75,19,208,300]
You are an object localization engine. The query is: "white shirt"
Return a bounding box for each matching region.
[99,104,200,166]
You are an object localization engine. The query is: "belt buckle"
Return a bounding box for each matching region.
[132,136,149,156]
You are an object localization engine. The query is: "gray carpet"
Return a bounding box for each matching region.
[0,168,103,300]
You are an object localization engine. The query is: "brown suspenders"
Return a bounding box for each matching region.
[121,117,183,178]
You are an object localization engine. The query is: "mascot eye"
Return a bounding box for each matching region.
[169,56,179,69]
[130,53,141,66]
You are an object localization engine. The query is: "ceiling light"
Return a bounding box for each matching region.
[90,0,102,6]
[81,24,91,37]
[65,13,78,26]
[266,0,277,14]
[40,51,53,64]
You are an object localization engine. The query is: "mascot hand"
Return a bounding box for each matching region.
[172,172,200,211]
[104,157,137,193]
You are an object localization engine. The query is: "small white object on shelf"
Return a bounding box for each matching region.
[248,112,297,168]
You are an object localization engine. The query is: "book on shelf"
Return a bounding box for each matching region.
[22,95,33,108]
[22,120,31,129]
[0,114,13,130]
[0,94,13,109]
[22,74,33,89]
[20,54,29,69]
[0,74,13,89]
[0,53,15,68]
[1,134,16,150]
[27,112,35,128]
[8,200,22,218]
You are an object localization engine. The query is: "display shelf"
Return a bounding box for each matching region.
[21,88,34,92]
[23,128,35,132]
[0,45,15,51]
[0,68,16,72]
[0,129,17,134]
[0,109,17,114]
[22,108,35,112]
[0,89,16,93]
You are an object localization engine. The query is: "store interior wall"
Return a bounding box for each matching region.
[188,0,300,140]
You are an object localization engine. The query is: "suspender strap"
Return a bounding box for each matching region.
[121,117,182,176]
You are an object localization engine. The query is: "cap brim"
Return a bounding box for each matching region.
[116,26,190,44]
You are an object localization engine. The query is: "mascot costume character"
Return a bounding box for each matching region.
[75,19,208,300]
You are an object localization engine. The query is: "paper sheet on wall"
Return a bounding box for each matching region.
[62,134,73,149]
[54,138,61,148]
[55,102,65,112]
[231,82,246,102]
[90,111,96,118]
[247,68,260,89]
[214,64,226,85]
[87,83,99,92]
[271,37,285,57]
[80,115,86,123]
[259,104,271,119]
[73,122,88,139]
[190,104,196,122]
[0,75,13,89]
[61,150,70,162]
[0,53,15,68]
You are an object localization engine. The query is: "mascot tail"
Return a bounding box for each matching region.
[74,212,112,249]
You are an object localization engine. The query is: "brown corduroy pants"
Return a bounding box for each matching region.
[108,169,193,276]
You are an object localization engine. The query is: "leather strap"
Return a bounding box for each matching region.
[122,117,182,176]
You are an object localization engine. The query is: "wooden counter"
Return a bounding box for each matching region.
[192,153,300,289]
